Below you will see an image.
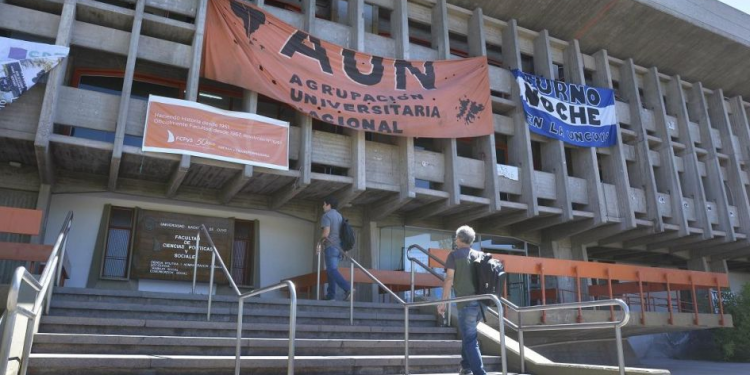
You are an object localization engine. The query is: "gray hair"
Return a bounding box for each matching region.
[455,225,476,246]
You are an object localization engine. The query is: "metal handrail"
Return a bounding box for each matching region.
[0,210,73,375]
[192,224,242,319]
[337,251,508,375]
[236,280,296,375]
[405,244,451,325]
[192,225,297,375]
[404,244,631,375]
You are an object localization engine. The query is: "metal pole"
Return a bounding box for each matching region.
[497,301,508,375]
[615,325,625,375]
[287,285,297,375]
[0,312,17,375]
[410,260,415,303]
[350,261,354,325]
[447,301,451,327]
[404,305,410,375]
[234,300,244,375]
[316,246,321,300]
[518,313,525,374]
[208,251,216,321]
[192,231,200,294]
[55,235,68,287]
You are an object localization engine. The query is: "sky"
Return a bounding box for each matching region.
[718,0,750,14]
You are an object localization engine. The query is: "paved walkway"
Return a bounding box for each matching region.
[639,358,750,375]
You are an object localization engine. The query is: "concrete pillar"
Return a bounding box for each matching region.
[30,184,52,244]
[540,238,582,303]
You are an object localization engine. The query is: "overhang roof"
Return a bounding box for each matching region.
[453,0,750,98]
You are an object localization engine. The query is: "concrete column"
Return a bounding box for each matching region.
[30,184,52,244]
[540,238,582,303]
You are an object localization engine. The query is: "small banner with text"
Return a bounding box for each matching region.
[202,0,493,138]
[0,37,69,111]
[143,95,289,170]
[513,69,617,147]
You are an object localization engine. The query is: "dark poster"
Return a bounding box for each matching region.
[132,210,233,282]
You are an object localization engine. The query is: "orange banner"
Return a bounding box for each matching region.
[143,95,289,170]
[202,0,493,138]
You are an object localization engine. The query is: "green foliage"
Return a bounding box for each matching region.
[714,283,750,362]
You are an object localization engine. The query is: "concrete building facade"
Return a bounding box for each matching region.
[1,0,749,355]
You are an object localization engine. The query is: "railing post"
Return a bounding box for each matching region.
[496,299,508,375]
[410,260,415,302]
[55,234,69,287]
[350,261,354,325]
[287,283,297,375]
[575,266,583,323]
[540,264,547,323]
[192,231,200,294]
[316,244,321,300]
[637,271,646,324]
[615,324,625,375]
[665,274,673,325]
[208,251,216,321]
[690,275,699,325]
[235,300,244,375]
[0,311,17,375]
[716,277,725,326]
[607,268,615,321]
[404,305,409,375]
[518,313,525,374]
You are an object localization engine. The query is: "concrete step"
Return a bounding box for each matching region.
[26,354,505,375]
[48,300,438,327]
[32,333,461,356]
[52,287,405,314]
[39,316,457,340]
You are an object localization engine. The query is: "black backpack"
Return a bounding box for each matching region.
[472,253,507,307]
[339,218,355,252]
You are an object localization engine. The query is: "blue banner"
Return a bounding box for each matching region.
[512,69,617,147]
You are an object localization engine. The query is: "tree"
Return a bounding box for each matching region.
[714,283,750,362]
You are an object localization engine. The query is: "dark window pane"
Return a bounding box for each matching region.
[110,208,133,228]
[103,228,131,278]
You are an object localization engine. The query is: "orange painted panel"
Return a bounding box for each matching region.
[0,242,53,261]
[0,207,43,236]
[427,248,729,288]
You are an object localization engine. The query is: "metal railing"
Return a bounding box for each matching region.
[337,251,508,375]
[404,244,631,375]
[0,211,73,375]
[406,244,451,324]
[191,224,297,375]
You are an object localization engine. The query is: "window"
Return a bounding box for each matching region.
[61,69,243,145]
[231,220,255,286]
[101,207,134,279]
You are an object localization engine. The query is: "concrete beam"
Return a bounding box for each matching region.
[708,89,750,239]
[666,75,713,241]
[302,0,315,32]
[34,0,77,185]
[620,59,663,234]
[502,19,538,220]
[109,0,146,191]
[687,82,735,242]
[220,165,253,204]
[643,67,689,237]
[534,30,573,224]
[271,114,312,209]
[165,0,208,198]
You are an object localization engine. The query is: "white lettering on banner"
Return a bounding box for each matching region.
[497,164,519,181]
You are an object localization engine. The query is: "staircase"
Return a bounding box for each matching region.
[27,287,511,375]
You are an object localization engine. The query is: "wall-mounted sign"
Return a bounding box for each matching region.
[513,69,618,147]
[143,95,289,170]
[0,37,69,111]
[132,210,233,282]
[202,0,493,138]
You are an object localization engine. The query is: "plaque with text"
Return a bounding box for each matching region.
[132,210,233,282]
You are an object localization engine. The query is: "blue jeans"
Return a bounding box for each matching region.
[458,301,486,375]
[325,246,350,299]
